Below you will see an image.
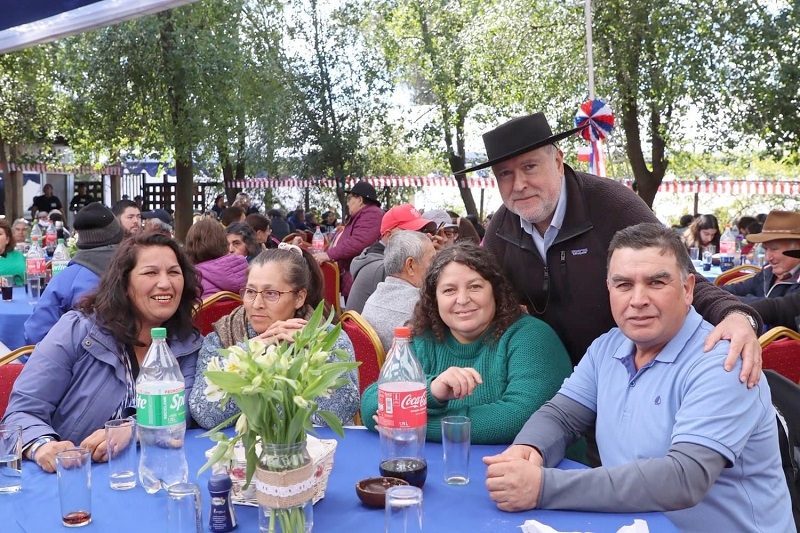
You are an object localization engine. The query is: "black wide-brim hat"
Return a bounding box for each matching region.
[344,181,381,207]
[460,112,587,173]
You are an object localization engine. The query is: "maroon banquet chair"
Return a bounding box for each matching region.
[0,345,34,418]
[195,291,243,336]
[759,327,800,384]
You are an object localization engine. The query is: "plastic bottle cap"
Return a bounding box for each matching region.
[57,238,64,244]
[394,326,411,338]
[151,327,167,339]
[208,473,233,491]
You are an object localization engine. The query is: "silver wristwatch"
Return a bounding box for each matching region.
[726,310,758,334]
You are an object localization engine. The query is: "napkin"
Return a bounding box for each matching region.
[519,519,649,533]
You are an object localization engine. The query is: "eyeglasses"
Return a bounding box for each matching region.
[442,229,458,238]
[240,288,300,303]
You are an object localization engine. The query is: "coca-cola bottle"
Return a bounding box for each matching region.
[377,326,427,487]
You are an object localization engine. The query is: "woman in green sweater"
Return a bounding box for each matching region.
[0,219,26,286]
[361,242,574,445]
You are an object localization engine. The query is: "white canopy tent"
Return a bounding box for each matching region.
[0,0,200,55]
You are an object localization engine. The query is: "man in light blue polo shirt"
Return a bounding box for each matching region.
[484,223,793,532]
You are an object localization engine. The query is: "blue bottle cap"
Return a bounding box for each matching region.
[208,473,233,492]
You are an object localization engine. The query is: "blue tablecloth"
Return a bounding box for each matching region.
[0,287,33,350]
[0,427,678,532]
[699,265,722,283]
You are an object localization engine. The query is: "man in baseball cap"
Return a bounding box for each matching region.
[142,209,173,236]
[346,204,436,313]
[24,203,125,344]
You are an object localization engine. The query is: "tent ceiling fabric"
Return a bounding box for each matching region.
[0,0,200,55]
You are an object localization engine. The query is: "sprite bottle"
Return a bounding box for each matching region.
[136,327,188,493]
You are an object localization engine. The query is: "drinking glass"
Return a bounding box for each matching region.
[105,418,137,490]
[689,246,700,261]
[385,485,422,533]
[441,416,471,485]
[56,448,92,527]
[0,424,22,493]
[1,276,13,301]
[707,245,716,256]
[167,482,203,533]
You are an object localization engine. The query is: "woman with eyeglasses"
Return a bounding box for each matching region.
[188,244,360,430]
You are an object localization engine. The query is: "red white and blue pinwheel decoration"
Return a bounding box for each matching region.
[575,99,614,141]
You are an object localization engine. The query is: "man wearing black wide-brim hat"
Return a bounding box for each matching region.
[472,112,762,383]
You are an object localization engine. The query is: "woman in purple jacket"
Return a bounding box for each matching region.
[314,182,383,298]
[185,219,249,299]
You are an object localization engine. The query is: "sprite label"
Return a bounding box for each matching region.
[136,382,186,426]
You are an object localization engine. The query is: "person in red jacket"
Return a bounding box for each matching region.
[314,182,383,298]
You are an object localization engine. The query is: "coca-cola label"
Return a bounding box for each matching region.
[26,258,46,276]
[377,384,427,428]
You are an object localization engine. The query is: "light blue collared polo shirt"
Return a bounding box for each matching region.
[557,307,793,532]
[520,175,567,259]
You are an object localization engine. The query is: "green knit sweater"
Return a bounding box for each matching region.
[361,314,574,445]
[0,250,26,286]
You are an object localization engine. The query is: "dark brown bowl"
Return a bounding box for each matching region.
[355,476,410,508]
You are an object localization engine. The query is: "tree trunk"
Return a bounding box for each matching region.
[0,137,24,220]
[174,160,193,242]
[448,154,477,217]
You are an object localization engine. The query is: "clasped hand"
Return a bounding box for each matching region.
[430,367,483,402]
[253,318,308,346]
[484,445,544,512]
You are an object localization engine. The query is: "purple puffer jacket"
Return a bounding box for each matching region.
[195,254,249,299]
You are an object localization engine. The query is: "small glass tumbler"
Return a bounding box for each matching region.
[0,424,22,493]
[689,246,700,261]
[105,418,137,490]
[56,448,92,527]
[385,485,423,533]
[167,482,203,533]
[441,416,471,485]
[1,276,13,301]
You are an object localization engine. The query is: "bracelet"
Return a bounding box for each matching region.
[28,436,56,462]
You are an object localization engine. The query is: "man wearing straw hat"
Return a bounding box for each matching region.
[722,210,800,302]
[467,112,762,386]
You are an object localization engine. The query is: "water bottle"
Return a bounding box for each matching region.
[30,221,43,243]
[312,227,325,254]
[377,327,427,488]
[136,327,188,494]
[52,239,71,276]
[44,223,57,255]
[25,236,46,304]
[719,224,736,255]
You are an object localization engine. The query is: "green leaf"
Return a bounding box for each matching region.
[316,410,345,437]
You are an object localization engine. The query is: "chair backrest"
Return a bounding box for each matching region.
[195,291,244,336]
[724,272,756,285]
[764,369,800,531]
[714,264,761,286]
[760,327,800,384]
[282,232,299,243]
[340,311,386,396]
[0,345,35,367]
[0,364,25,419]
[320,261,342,315]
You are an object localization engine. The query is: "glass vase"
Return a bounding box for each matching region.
[256,441,314,533]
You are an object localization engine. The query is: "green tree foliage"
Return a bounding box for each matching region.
[593,0,782,207]
[0,46,60,218]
